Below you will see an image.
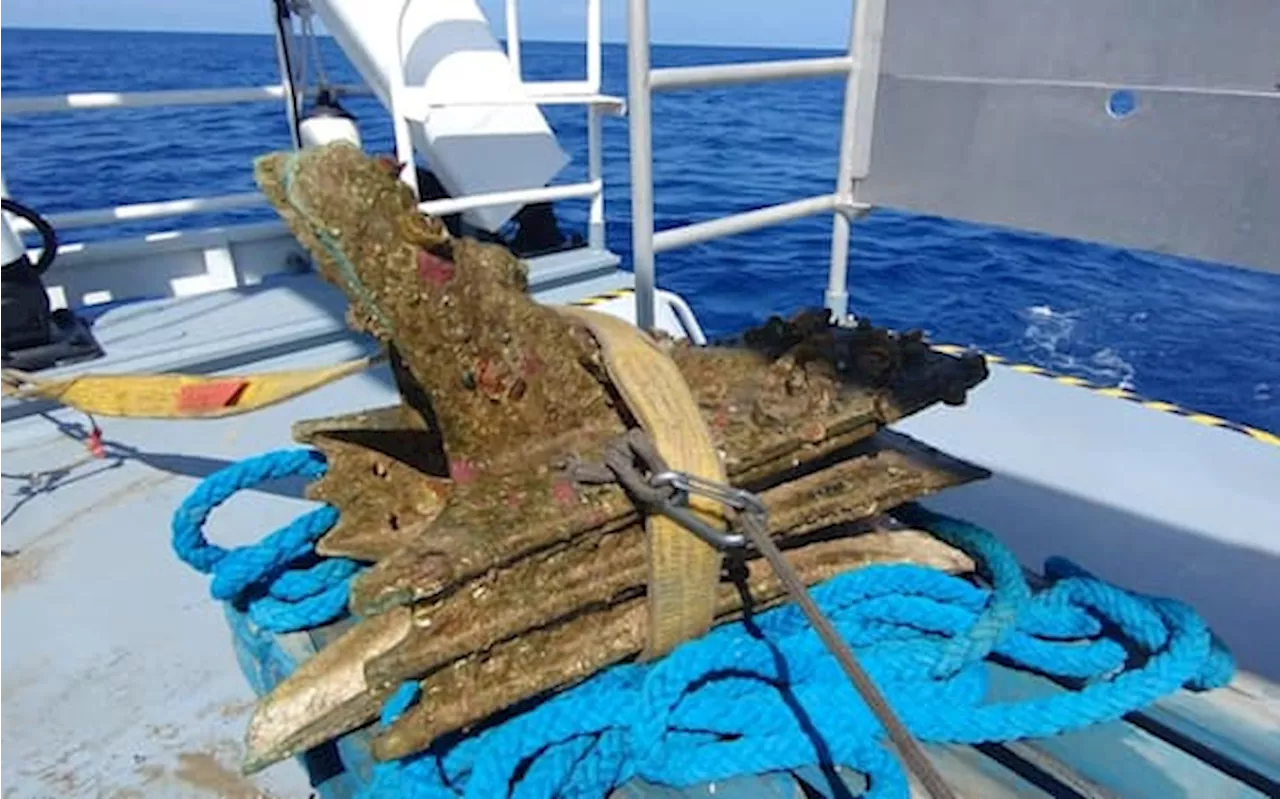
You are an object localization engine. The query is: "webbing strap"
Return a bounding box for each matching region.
[1,357,380,419]
[560,307,724,659]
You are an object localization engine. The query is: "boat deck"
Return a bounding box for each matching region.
[3,271,1278,798]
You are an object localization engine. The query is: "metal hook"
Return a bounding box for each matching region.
[647,469,766,551]
[651,470,766,516]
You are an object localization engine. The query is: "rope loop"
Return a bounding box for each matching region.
[171,448,355,632]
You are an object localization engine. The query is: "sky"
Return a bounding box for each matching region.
[0,0,853,49]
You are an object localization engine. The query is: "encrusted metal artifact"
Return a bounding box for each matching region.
[243,143,989,771]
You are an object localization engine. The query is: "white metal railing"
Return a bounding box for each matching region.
[1,79,309,237]
[825,0,887,317]
[389,0,613,248]
[3,81,614,237]
[650,56,854,91]
[419,180,602,217]
[0,6,341,240]
[3,0,618,245]
[505,0,523,77]
[652,195,868,254]
[3,0,883,320]
[626,0,886,329]
[6,0,881,299]
[0,84,369,115]
[400,87,623,112]
[9,192,266,235]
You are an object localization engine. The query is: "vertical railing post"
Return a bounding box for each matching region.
[586,0,602,92]
[825,0,886,320]
[270,0,303,150]
[586,0,606,250]
[626,0,657,331]
[587,107,606,249]
[391,0,421,198]
[505,0,523,79]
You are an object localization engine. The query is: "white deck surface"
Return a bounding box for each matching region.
[3,271,1278,797]
[2,348,394,797]
[896,366,1280,678]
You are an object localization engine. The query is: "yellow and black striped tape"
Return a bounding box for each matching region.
[561,289,1279,450]
[570,287,634,308]
[931,344,1280,448]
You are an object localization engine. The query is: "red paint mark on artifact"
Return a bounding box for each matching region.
[521,352,545,377]
[714,407,730,430]
[417,249,456,286]
[552,480,578,506]
[475,358,509,400]
[449,459,477,485]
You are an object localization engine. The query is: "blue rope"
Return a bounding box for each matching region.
[171,448,358,633]
[893,503,1030,678]
[172,452,1236,799]
[363,505,1234,799]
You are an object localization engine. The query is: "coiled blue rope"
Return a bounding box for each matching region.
[172,451,1235,799]
[364,506,1234,799]
[171,448,358,632]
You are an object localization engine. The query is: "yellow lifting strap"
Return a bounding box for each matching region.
[0,356,380,419]
[560,307,725,659]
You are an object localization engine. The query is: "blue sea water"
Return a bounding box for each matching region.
[3,28,1278,432]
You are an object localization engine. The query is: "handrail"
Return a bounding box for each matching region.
[390,0,608,239]
[419,181,601,216]
[650,56,854,92]
[7,0,612,267]
[9,181,607,246]
[660,291,708,345]
[0,0,618,296]
[652,195,867,254]
[10,192,266,235]
[1,81,620,117]
[0,84,369,115]
[401,86,624,113]
[9,179,605,241]
[626,0,886,329]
